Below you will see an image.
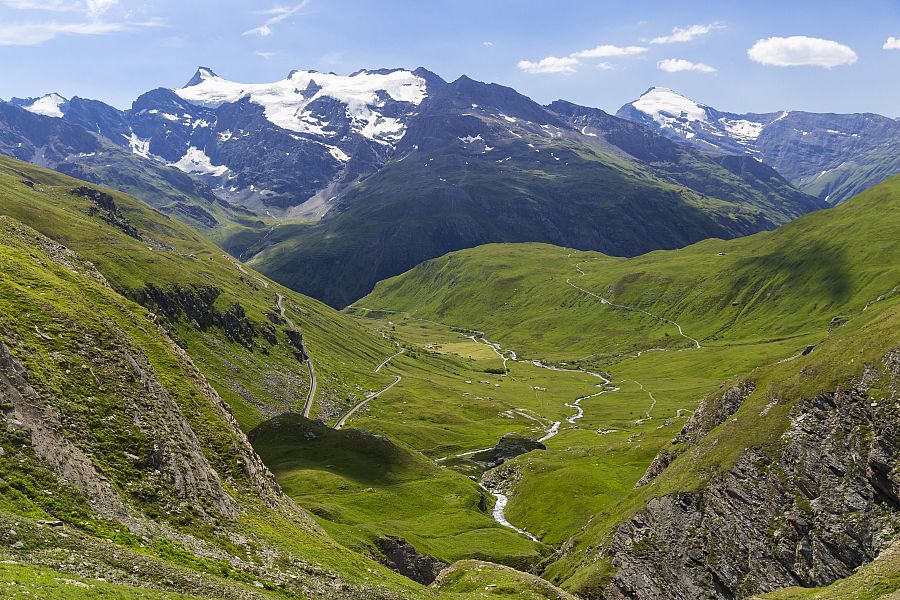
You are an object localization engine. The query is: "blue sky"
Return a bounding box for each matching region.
[1,0,898,115]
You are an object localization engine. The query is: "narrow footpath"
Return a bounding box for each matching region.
[276,292,316,417]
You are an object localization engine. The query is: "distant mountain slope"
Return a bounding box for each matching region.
[361,176,899,360]
[0,100,259,233]
[2,68,827,308]
[617,87,900,203]
[235,73,821,307]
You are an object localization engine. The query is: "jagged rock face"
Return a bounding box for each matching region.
[129,283,276,350]
[599,352,899,599]
[375,536,446,585]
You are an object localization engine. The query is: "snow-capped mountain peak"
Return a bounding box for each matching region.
[184,66,219,88]
[173,67,428,144]
[10,93,69,118]
[618,86,775,151]
[630,87,709,125]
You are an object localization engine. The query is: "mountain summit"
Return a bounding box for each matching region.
[617,87,900,203]
[9,93,69,118]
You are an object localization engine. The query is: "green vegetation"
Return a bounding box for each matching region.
[1,151,897,598]
[432,560,576,599]
[250,415,543,567]
[356,176,900,594]
[0,562,200,599]
[363,175,900,362]
[0,214,429,597]
[760,543,900,599]
[0,154,395,429]
[0,154,598,598]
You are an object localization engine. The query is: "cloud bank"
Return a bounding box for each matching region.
[748,36,857,67]
[518,43,645,74]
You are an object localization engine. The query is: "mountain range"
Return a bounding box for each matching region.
[0,67,897,308]
[617,86,900,203]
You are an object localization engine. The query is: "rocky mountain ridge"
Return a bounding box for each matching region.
[617,86,900,203]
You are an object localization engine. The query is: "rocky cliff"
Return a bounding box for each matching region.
[596,350,899,599]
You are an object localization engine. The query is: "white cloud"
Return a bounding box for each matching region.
[483,41,493,47]
[85,0,116,15]
[596,62,613,70]
[885,36,900,50]
[255,51,275,58]
[518,43,645,74]
[571,44,646,58]
[2,0,73,9]
[650,23,723,44]
[516,56,579,74]
[748,36,857,68]
[2,0,117,14]
[243,1,309,37]
[657,58,717,73]
[0,19,156,45]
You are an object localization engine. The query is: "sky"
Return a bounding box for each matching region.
[0,0,898,116]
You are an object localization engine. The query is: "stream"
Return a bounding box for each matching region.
[469,335,620,541]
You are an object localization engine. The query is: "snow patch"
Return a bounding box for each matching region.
[718,118,764,140]
[327,145,350,162]
[21,93,67,118]
[170,147,228,176]
[631,87,708,126]
[124,133,152,159]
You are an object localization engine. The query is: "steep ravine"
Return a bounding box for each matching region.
[581,349,900,599]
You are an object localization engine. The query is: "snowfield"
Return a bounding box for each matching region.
[20,93,68,118]
[170,146,229,176]
[174,68,428,146]
[632,87,708,125]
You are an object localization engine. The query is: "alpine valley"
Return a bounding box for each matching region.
[0,54,898,600]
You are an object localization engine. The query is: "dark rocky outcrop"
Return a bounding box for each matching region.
[71,185,142,239]
[375,535,446,584]
[461,432,546,471]
[285,329,308,362]
[598,351,900,599]
[129,284,276,350]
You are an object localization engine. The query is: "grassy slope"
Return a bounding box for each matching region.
[546,293,900,593]
[0,155,570,595]
[357,177,900,593]
[250,415,543,568]
[0,154,395,428]
[362,175,900,362]
[0,215,426,598]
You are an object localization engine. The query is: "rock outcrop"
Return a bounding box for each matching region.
[636,382,755,488]
[71,186,142,239]
[598,351,899,599]
[375,536,446,585]
[130,283,276,350]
